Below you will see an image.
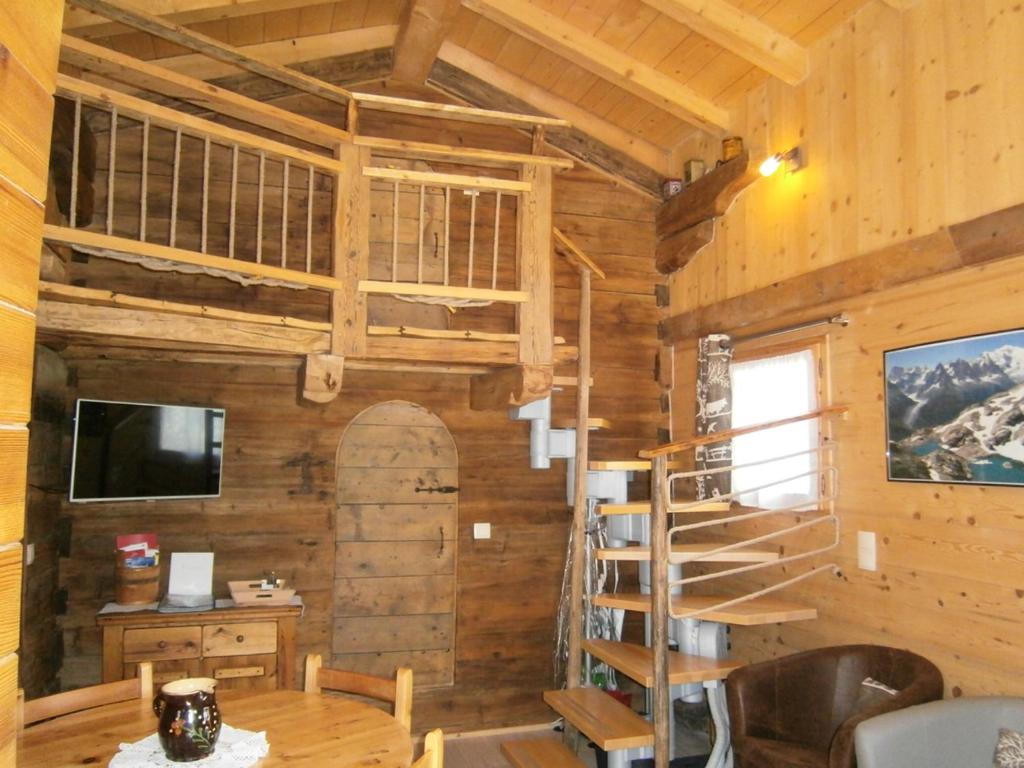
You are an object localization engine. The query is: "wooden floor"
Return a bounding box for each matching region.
[441,727,598,768]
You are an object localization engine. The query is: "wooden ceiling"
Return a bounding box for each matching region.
[62,0,886,190]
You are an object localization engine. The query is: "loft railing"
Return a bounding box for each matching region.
[44,75,342,292]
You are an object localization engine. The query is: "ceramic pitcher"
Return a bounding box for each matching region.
[153,677,222,762]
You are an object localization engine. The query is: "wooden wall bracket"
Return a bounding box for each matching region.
[302,354,344,403]
[470,364,552,410]
[655,152,758,275]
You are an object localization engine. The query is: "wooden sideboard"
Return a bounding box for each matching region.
[97,604,301,690]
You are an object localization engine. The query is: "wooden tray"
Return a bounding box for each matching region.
[228,580,295,606]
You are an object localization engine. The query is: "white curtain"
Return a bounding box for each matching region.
[730,349,818,509]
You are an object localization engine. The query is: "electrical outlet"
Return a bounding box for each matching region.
[473,522,491,540]
[857,531,877,571]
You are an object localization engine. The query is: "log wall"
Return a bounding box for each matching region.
[0,2,63,763]
[669,0,1024,698]
[50,96,665,732]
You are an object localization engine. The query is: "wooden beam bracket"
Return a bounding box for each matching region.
[302,354,344,403]
[470,364,553,410]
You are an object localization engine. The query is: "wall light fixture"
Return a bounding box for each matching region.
[759,146,804,177]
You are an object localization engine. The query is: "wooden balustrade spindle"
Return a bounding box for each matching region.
[256,150,266,264]
[417,183,425,284]
[169,127,182,247]
[106,106,117,235]
[70,96,82,229]
[201,136,210,253]
[492,191,501,290]
[306,165,314,273]
[468,190,477,287]
[392,181,399,281]
[140,117,149,242]
[281,158,289,267]
[443,186,450,285]
[229,144,239,259]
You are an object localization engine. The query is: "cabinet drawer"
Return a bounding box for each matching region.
[124,626,202,662]
[131,659,202,687]
[201,653,278,690]
[202,622,277,658]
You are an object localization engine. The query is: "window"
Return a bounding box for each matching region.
[730,344,822,509]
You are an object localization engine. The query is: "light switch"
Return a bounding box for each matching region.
[25,542,35,566]
[857,530,877,571]
[473,523,491,540]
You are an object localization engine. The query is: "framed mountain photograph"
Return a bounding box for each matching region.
[885,328,1024,486]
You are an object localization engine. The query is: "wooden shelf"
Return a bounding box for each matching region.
[596,501,729,516]
[654,152,759,275]
[592,593,818,626]
[595,543,780,564]
[501,739,588,768]
[583,639,740,687]
[543,688,653,751]
[553,417,612,431]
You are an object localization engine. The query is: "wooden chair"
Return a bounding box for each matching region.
[303,653,413,731]
[412,728,444,768]
[21,662,154,727]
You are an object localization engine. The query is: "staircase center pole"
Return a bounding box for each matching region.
[566,268,592,690]
[650,453,670,767]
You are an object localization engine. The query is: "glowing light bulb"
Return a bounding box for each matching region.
[759,153,783,177]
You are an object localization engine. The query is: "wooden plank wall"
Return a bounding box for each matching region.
[670,0,1024,316]
[669,0,1024,698]
[50,101,665,732]
[0,1,63,763]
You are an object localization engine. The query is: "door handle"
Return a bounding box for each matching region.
[415,485,459,494]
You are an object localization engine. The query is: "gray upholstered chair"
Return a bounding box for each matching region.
[854,696,1024,768]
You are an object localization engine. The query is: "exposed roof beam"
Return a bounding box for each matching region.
[150,26,398,81]
[392,0,462,84]
[639,0,807,85]
[60,34,349,148]
[437,43,670,177]
[432,46,669,198]
[460,0,730,133]
[65,0,356,103]
[63,0,323,38]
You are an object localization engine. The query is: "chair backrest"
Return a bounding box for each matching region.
[21,662,153,727]
[412,728,444,768]
[303,653,413,731]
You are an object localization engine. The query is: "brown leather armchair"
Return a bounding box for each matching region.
[726,644,943,768]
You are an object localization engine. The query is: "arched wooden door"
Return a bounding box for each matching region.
[334,401,458,687]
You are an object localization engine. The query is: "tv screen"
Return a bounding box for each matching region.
[70,399,225,502]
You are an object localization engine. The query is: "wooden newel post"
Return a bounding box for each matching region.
[517,164,553,367]
[650,453,670,767]
[566,269,592,690]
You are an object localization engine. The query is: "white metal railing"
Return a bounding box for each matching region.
[660,425,843,621]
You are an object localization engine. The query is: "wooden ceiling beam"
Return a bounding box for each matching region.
[639,0,807,85]
[434,44,670,187]
[65,0,356,104]
[149,26,398,81]
[392,0,462,84]
[460,0,730,133]
[63,0,325,38]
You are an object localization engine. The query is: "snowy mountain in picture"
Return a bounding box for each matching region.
[885,330,1024,485]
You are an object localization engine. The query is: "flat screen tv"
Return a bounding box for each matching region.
[70,399,225,502]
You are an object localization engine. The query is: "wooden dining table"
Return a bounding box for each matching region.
[17,688,414,767]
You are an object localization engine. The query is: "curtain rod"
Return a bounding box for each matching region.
[720,313,849,348]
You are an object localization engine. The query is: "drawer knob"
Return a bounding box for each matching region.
[236,635,245,643]
[158,641,167,649]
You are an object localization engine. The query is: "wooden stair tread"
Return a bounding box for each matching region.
[543,688,653,751]
[597,500,729,515]
[553,417,612,431]
[500,738,588,767]
[592,593,818,625]
[584,639,740,687]
[595,543,780,563]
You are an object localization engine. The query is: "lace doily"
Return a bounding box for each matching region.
[110,724,269,768]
